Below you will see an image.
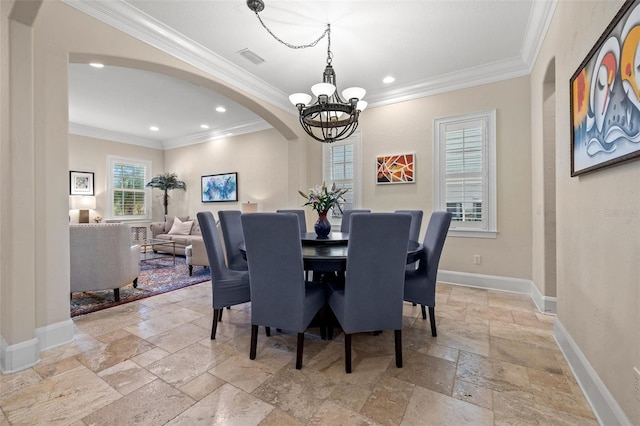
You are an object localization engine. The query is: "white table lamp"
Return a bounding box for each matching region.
[241,202,258,213]
[70,196,96,223]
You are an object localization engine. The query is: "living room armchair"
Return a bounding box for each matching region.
[70,223,140,302]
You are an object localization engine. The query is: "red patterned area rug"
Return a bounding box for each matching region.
[70,255,210,317]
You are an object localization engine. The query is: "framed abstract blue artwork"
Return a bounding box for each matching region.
[571,0,640,176]
[201,172,238,202]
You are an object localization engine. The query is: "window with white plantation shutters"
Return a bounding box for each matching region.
[322,132,362,225]
[107,156,151,220]
[434,111,497,238]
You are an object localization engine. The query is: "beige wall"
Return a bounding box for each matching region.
[532,0,639,423]
[68,134,165,223]
[163,128,292,219]
[351,77,533,279]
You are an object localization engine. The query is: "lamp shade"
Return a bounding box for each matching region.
[356,100,368,112]
[311,83,336,97]
[241,202,258,213]
[342,87,366,101]
[289,93,312,106]
[70,196,96,210]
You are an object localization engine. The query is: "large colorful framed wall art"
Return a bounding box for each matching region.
[201,172,238,202]
[571,0,640,176]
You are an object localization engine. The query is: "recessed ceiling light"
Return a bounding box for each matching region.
[89,62,104,68]
[200,124,210,129]
[216,106,226,113]
[149,126,159,131]
[383,76,395,84]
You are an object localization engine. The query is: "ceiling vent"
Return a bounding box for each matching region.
[237,48,265,65]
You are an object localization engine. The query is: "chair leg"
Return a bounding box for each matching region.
[265,327,271,337]
[133,278,138,288]
[211,309,221,339]
[319,304,327,340]
[188,265,193,276]
[113,288,120,302]
[429,306,437,337]
[250,325,258,360]
[421,304,427,320]
[295,332,304,369]
[219,308,223,321]
[344,333,352,374]
[394,330,403,368]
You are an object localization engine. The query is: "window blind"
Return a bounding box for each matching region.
[112,163,147,217]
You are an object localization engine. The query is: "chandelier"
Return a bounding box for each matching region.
[247,0,367,143]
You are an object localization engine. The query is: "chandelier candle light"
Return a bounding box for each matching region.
[247,0,367,143]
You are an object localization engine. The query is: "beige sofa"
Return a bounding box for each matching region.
[149,215,204,256]
[70,223,140,302]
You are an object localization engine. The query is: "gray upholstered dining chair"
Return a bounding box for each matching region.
[276,209,307,233]
[394,210,423,242]
[241,213,326,370]
[328,213,411,373]
[339,209,371,233]
[404,211,452,337]
[218,210,248,271]
[197,211,251,340]
[395,209,424,271]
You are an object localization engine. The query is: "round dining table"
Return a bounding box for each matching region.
[240,231,424,273]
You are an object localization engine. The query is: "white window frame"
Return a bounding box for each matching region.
[106,155,152,221]
[434,110,497,238]
[322,132,363,226]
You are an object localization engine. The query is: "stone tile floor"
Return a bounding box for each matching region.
[0,282,597,425]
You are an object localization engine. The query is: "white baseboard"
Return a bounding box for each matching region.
[0,319,74,374]
[530,280,557,314]
[0,335,39,374]
[554,319,631,426]
[438,270,557,314]
[36,319,74,352]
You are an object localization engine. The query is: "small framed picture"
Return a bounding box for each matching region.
[201,172,238,202]
[376,153,415,184]
[69,171,94,195]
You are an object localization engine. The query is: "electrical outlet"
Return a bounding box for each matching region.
[473,255,482,265]
[634,367,640,402]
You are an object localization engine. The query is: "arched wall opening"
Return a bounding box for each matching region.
[68,53,299,142]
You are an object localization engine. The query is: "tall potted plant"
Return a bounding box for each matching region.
[146,172,187,216]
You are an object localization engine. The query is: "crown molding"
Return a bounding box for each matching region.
[60,0,295,114]
[367,56,530,108]
[162,120,273,150]
[69,123,162,149]
[70,120,272,149]
[521,0,558,74]
[62,0,556,110]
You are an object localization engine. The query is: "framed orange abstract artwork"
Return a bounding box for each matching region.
[376,153,415,184]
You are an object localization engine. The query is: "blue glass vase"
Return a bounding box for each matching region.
[314,211,331,239]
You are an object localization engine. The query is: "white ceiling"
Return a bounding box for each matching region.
[65,0,557,149]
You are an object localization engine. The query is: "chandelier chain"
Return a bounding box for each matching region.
[253,11,330,51]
